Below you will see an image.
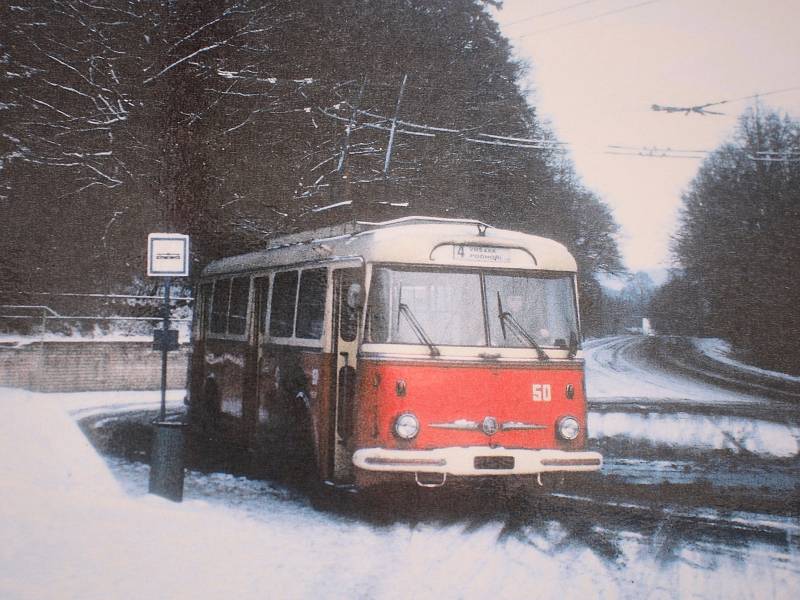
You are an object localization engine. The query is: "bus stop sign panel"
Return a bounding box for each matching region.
[147,233,189,277]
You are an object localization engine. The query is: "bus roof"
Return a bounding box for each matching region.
[202,216,577,277]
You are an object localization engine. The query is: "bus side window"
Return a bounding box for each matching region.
[210,279,230,335]
[227,276,251,336]
[270,270,299,338]
[296,268,327,340]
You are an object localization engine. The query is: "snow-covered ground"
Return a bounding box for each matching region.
[1,385,799,600]
[1,335,799,599]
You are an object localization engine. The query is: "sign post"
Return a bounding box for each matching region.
[146,233,189,502]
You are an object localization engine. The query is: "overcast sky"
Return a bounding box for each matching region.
[493,0,800,274]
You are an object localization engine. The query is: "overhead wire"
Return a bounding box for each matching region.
[515,0,664,38]
[604,150,707,159]
[500,0,605,27]
[706,85,800,110]
[251,76,800,172]
[653,85,800,115]
[209,65,800,117]
[320,102,800,161]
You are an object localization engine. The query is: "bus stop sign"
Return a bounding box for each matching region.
[147,232,189,502]
[147,233,190,277]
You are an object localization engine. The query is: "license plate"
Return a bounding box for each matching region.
[474,456,514,470]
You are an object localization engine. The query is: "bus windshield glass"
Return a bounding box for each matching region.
[366,267,578,349]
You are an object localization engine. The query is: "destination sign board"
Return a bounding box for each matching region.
[428,243,536,267]
[452,244,512,263]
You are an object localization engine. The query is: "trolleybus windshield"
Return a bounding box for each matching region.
[366,267,578,349]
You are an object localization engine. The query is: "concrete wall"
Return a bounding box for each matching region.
[0,342,189,393]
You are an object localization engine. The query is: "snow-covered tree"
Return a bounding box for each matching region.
[672,106,800,372]
[1,0,623,329]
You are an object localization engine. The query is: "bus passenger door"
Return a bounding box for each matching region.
[189,282,213,425]
[331,267,364,483]
[253,276,274,436]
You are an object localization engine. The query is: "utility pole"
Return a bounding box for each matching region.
[383,73,408,175]
[336,78,367,225]
[338,77,367,176]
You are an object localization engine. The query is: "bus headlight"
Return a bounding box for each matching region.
[556,416,580,440]
[394,413,420,440]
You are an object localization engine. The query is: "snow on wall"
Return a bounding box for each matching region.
[0,342,189,392]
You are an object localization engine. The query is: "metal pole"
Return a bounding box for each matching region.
[160,277,170,421]
[338,77,367,226]
[149,275,185,501]
[383,73,408,175]
[337,77,367,175]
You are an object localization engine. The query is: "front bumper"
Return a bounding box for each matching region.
[352,446,603,476]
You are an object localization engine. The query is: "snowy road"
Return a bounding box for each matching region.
[2,335,799,599]
[584,336,800,412]
[584,336,800,497]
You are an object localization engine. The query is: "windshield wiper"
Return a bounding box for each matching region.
[568,330,579,359]
[496,292,549,361]
[398,303,440,357]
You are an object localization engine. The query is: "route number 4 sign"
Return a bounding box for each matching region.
[147,233,190,277]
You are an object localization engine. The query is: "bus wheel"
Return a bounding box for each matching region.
[190,377,220,434]
[268,391,316,483]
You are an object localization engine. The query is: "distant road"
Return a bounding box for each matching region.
[584,335,800,420]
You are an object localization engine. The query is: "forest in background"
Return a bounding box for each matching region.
[3,2,797,372]
[0,0,625,334]
[650,107,800,373]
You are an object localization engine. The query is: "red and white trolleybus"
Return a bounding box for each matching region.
[188,217,602,490]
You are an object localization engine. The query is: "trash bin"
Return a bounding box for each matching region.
[148,420,186,502]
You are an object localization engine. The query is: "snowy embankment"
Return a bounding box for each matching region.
[692,337,800,383]
[583,336,800,458]
[2,386,798,600]
[589,411,799,458]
